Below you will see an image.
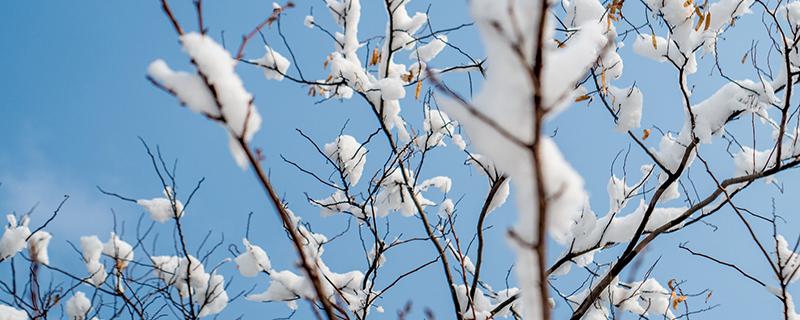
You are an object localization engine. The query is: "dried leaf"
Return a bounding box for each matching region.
[705,12,712,30]
[370,48,380,66]
[672,295,688,310]
[695,13,705,31]
[601,66,607,95]
[741,51,748,64]
[575,94,591,102]
[668,279,676,291]
[642,128,651,140]
[415,79,423,100]
[651,33,658,50]
[323,55,331,69]
[705,291,713,303]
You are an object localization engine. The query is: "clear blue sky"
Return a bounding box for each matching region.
[0,1,797,319]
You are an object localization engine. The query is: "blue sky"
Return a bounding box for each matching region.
[1,1,798,319]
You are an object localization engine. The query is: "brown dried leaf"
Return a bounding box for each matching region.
[370,48,380,66]
[642,129,651,140]
[651,33,658,50]
[672,295,688,310]
[575,94,591,102]
[695,13,705,31]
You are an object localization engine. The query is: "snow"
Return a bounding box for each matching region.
[324,135,367,185]
[27,230,51,265]
[152,254,228,317]
[151,255,180,284]
[455,285,493,319]
[150,32,262,170]
[304,15,314,28]
[198,273,228,317]
[137,187,184,223]
[147,59,219,117]
[368,245,386,267]
[235,238,271,277]
[373,168,447,217]
[180,32,262,167]
[376,77,406,100]
[65,291,92,320]
[383,0,427,54]
[452,133,467,150]
[777,234,800,283]
[569,277,676,319]
[643,80,772,201]
[0,305,27,320]
[410,35,447,62]
[781,290,800,320]
[607,85,643,132]
[608,166,653,214]
[102,233,134,269]
[543,22,609,112]
[564,0,606,26]
[80,236,107,286]
[492,288,521,317]
[708,0,755,31]
[445,0,610,315]
[453,285,522,320]
[417,108,456,149]
[247,211,375,313]
[487,178,510,214]
[438,198,455,218]
[326,0,362,61]
[253,46,290,81]
[247,269,309,309]
[0,215,30,261]
[314,190,362,218]
[418,176,452,193]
